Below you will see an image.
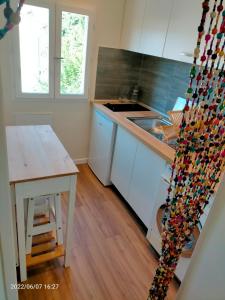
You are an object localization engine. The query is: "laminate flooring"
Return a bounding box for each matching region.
[19,164,178,300]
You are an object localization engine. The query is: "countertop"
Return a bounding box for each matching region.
[6,125,79,184]
[93,102,176,163]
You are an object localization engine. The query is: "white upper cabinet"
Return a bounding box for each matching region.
[120,0,146,53]
[163,0,202,63]
[121,0,172,56]
[140,0,173,57]
[121,0,204,63]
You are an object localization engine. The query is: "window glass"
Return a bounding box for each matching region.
[60,11,89,95]
[19,4,49,94]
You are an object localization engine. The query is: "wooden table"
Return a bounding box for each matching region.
[6,125,79,282]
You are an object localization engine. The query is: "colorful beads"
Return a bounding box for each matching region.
[217,32,223,39]
[217,4,223,12]
[211,11,217,18]
[201,55,207,62]
[0,0,24,40]
[205,33,211,41]
[198,25,204,32]
[187,87,193,94]
[149,1,225,299]
[212,27,218,34]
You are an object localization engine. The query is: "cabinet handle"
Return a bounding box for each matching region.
[179,52,193,58]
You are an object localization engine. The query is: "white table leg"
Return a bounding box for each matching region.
[55,193,63,245]
[26,198,35,254]
[15,185,27,282]
[10,185,19,267]
[64,175,77,267]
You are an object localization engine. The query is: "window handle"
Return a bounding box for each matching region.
[54,57,64,60]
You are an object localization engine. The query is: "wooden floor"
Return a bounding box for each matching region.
[19,164,178,300]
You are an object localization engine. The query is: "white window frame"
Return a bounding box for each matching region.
[12,0,92,101]
[13,0,55,100]
[55,5,92,101]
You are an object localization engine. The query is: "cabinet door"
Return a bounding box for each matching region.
[146,176,169,248]
[120,0,146,53]
[163,0,202,63]
[128,141,166,227]
[88,110,115,186]
[140,0,173,57]
[111,126,138,199]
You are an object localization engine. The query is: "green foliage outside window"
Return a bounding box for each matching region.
[60,12,88,95]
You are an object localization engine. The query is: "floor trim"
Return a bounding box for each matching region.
[74,158,88,165]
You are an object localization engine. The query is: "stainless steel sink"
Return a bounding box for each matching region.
[127,116,177,149]
[128,116,171,128]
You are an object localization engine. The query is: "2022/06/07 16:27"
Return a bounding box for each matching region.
[10,283,60,290]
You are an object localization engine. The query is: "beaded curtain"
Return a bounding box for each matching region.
[149,0,225,299]
[0,0,25,40]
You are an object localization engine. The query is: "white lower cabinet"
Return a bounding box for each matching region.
[111,126,138,199]
[88,109,116,186]
[111,125,166,227]
[128,141,166,227]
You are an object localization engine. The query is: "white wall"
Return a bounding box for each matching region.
[0,2,124,297]
[0,0,125,161]
[0,245,6,300]
[177,176,225,300]
[0,60,18,300]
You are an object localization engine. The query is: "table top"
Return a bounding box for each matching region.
[6,125,79,184]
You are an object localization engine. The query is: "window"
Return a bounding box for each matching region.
[59,11,89,95]
[19,5,50,94]
[14,2,91,100]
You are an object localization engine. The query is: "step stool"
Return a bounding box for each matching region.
[25,193,65,268]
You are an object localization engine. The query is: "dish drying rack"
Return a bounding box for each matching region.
[160,110,183,142]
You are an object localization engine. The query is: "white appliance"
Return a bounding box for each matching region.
[147,165,201,281]
[88,109,116,186]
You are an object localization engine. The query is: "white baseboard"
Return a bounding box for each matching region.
[73,158,88,165]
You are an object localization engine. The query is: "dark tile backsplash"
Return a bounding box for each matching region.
[139,55,191,114]
[95,47,191,115]
[95,47,142,100]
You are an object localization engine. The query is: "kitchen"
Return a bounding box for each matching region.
[0,0,225,300]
